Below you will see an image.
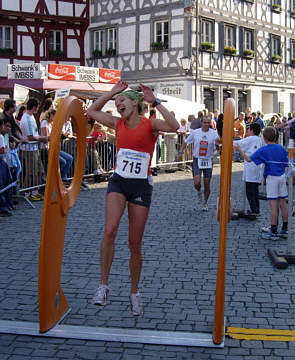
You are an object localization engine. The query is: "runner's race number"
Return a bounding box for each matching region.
[198,158,212,169]
[115,148,150,179]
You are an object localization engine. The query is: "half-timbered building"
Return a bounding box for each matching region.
[0,0,89,78]
[87,0,295,114]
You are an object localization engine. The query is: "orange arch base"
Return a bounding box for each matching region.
[38,97,87,333]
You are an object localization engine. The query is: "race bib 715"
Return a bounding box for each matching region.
[115,148,150,179]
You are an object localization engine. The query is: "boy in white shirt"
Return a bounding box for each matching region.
[233,122,262,215]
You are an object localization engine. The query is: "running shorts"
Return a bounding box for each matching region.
[107,172,153,208]
[266,174,288,199]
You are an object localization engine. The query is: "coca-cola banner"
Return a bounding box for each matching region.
[48,64,76,81]
[99,68,121,84]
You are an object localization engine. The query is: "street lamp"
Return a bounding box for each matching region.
[180,56,191,74]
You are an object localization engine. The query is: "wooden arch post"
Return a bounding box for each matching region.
[213,98,235,344]
[38,97,87,333]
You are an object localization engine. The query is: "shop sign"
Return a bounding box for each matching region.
[159,82,185,96]
[99,68,121,84]
[8,63,45,79]
[48,64,76,81]
[75,66,99,82]
[54,87,71,101]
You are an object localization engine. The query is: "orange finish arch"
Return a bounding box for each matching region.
[38,97,87,333]
[213,98,235,344]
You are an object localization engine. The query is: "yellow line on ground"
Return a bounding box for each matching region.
[226,327,295,341]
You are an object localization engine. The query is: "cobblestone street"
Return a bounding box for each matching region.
[1,163,295,359]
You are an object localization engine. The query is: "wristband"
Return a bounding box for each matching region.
[152,98,161,107]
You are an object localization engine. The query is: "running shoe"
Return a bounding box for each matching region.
[130,292,143,316]
[196,191,202,204]
[261,231,279,240]
[202,202,208,212]
[92,285,109,306]
[278,229,288,239]
[27,194,43,201]
[260,226,270,233]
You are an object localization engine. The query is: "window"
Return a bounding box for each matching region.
[291,40,295,62]
[201,18,214,44]
[94,30,103,52]
[224,24,236,48]
[271,35,281,56]
[243,29,254,50]
[49,30,63,52]
[0,26,12,49]
[106,28,117,53]
[92,28,117,57]
[153,20,169,49]
[292,0,295,10]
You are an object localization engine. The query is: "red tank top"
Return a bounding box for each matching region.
[115,117,157,176]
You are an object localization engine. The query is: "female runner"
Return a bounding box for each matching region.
[86,81,179,315]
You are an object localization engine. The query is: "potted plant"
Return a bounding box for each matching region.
[201,42,215,51]
[242,49,255,58]
[291,58,295,66]
[0,48,15,56]
[271,54,282,63]
[106,48,116,56]
[151,42,168,51]
[92,49,102,58]
[271,3,281,12]
[49,49,65,58]
[224,46,237,56]
[291,9,295,18]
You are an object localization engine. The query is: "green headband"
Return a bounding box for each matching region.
[120,90,143,108]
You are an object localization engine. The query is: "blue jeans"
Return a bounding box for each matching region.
[59,151,73,180]
[0,159,13,210]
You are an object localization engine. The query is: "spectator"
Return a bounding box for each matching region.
[214,109,219,123]
[0,99,24,143]
[7,136,21,184]
[254,111,265,129]
[0,118,13,216]
[86,122,106,175]
[233,122,262,215]
[19,98,48,201]
[208,112,216,129]
[15,104,26,123]
[233,112,246,162]
[164,111,178,167]
[190,111,203,130]
[187,114,195,132]
[216,113,224,138]
[236,126,289,240]
[39,98,53,123]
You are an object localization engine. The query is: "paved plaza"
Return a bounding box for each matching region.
[0,162,295,359]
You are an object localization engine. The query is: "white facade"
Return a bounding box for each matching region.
[88,0,295,116]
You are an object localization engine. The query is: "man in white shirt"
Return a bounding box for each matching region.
[20,98,48,201]
[177,116,220,211]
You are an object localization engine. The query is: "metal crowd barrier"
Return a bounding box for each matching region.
[155,133,193,169]
[16,132,197,200]
[17,139,117,195]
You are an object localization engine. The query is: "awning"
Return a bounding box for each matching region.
[0,79,114,99]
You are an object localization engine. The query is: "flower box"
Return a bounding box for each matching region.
[271,4,282,13]
[224,46,237,56]
[201,42,215,52]
[291,10,295,18]
[242,49,255,58]
[291,58,295,66]
[49,49,66,58]
[106,48,116,56]
[0,48,15,56]
[92,49,102,58]
[271,54,282,63]
[151,42,168,51]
